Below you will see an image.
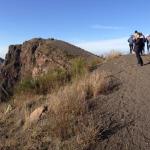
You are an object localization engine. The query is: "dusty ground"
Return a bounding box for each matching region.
[1,54,150,150]
[93,54,150,150]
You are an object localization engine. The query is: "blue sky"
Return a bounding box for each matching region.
[0,0,149,58]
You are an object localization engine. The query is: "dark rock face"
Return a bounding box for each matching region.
[0,45,22,101]
[0,57,4,75]
[0,38,97,102]
[0,57,4,64]
[0,57,4,71]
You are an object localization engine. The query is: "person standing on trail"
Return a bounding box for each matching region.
[139,32,146,55]
[134,33,144,66]
[134,30,139,37]
[128,35,134,54]
[146,35,150,53]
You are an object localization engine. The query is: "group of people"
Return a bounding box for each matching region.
[128,31,150,66]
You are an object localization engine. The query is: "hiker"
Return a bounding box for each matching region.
[133,32,144,66]
[139,32,146,55]
[134,30,139,37]
[146,35,150,53]
[128,35,134,54]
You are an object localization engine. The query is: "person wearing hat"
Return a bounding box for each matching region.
[134,32,144,66]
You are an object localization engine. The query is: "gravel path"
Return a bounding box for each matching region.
[94,54,150,150]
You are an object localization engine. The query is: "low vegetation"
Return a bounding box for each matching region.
[24,70,113,150]
[70,57,88,78]
[105,50,122,61]
[15,68,70,95]
[15,57,103,95]
[0,52,121,150]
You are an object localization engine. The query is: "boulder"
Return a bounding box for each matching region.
[29,105,48,124]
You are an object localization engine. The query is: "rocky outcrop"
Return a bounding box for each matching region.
[20,38,71,78]
[0,38,98,102]
[0,57,4,64]
[0,57,4,72]
[0,45,22,101]
[0,57,4,76]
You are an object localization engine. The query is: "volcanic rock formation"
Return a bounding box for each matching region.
[0,38,97,101]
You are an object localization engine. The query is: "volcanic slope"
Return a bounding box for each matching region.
[1,54,150,150]
[94,54,150,150]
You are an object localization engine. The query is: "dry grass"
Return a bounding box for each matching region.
[105,50,122,61]
[0,68,116,150]
[88,57,104,70]
[39,70,112,149]
[48,70,109,114]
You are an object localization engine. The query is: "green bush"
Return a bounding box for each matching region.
[16,76,35,92]
[16,68,70,95]
[70,57,87,78]
[16,58,89,95]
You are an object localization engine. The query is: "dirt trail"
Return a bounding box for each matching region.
[94,54,150,150]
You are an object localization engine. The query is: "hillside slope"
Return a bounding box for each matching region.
[0,38,98,101]
[1,54,150,149]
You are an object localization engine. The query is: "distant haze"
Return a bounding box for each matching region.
[0,37,129,59]
[75,37,129,55]
[0,46,8,59]
[0,37,129,58]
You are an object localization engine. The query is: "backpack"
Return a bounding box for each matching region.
[128,37,133,44]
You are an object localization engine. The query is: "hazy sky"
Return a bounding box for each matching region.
[0,0,149,58]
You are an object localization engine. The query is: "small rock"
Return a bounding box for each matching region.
[29,105,48,123]
[5,104,12,114]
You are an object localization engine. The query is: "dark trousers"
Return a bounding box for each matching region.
[142,45,145,54]
[148,45,150,52]
[135,51,143,66]
[129,44,133,53]
[147,42,150,52]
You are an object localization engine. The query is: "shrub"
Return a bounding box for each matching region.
[105,50,122,60]
[15,57,101,96]
[11,69,116,149]
[16,76,35,93]
[43,70,112,149]
[15,68,71,95]
[70,57,87,78]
